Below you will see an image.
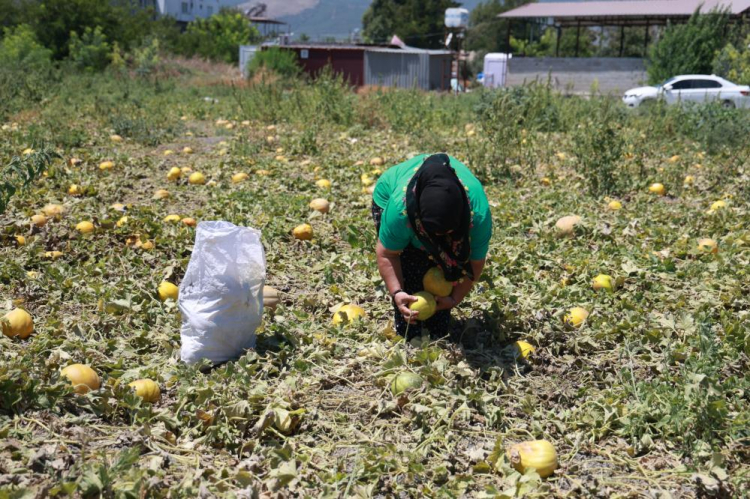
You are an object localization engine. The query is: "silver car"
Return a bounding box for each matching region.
[623,75,750,108]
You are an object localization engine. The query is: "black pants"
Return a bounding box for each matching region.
[372,202,451,338]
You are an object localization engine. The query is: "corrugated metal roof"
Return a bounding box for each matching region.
[368,47,452,55]
[500,0,750,18]
[268,43,452,55]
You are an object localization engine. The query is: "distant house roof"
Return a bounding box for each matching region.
[246,16,287,25]
[500,0,750,25]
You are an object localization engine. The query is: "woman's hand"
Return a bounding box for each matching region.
[394,292,419,323]
[435,296,457,311]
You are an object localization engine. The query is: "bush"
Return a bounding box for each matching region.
[0,24,52,69]
[572,102,628,196]
[648,8,730,84]
[713,36,750,85]
[247,47,300,78]
[178,9,259,63]
[68,26,111,71]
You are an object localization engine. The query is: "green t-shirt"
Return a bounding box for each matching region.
[373,154,492,260]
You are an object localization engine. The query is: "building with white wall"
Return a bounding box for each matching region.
[148,0,247,24]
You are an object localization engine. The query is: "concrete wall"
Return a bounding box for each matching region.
[507,57,648,95]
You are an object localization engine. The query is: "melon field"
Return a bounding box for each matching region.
[1,64,748,498]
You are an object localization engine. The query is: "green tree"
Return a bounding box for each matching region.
[362,0,459,49]
[713,33,750,84]
[0,24,52,69]
[466,0,529,54]
[648,8,730,84]
[68,26,111,71]
[23,0,156,59]
[178,9,260,63]
[510,26,595,57]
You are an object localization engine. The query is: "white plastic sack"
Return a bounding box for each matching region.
[179,221,265,365]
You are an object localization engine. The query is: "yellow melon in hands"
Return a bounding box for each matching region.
[423,267,453,297]
[409,291,437,321]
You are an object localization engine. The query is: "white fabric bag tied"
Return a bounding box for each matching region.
[179,221,265,364]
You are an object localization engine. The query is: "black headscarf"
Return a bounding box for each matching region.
[405,154,473,282]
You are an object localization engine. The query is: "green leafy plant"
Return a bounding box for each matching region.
[178,9,260,63]
[68,25,111,71]
[648,8,730,84]
[247,47,300,79]
[0,24,52,70]
[0,148,58,215]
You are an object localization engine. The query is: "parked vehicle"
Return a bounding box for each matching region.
[623,75,750,108]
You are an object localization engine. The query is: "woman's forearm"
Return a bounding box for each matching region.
[376,242,405,295]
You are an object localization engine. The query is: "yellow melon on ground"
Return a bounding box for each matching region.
[370,157,384,166]
[316,179,332,189]
[390,372,423,395]
[128,379,161,403]
[231,172,249,183]
[710,200,727,211]
[649,183,666,196]
[15,235,26,246]
[157,281,178,301]
[188,172,206,185]
[164,214,181,223]
[30,214,47,227]
[45,251,63,260]
[592,274,615,292]
[513,340,535,359]
[309,198,330,213]
[42,204,64,218]
[263,286,281,311]
[182,147,193,154]
[697,238,718,254]
[507,440,558,478]
[181,217,197,227]
[332,304,366,325]
[564,307,589,328]
[153,189,170,199]
[76,221,95,234]
[99,161,115,171]
[1,308,34,339]
[423,267,453,297]
[167,167,181,181]
[292,224,313,240]
[61,364,100,394]
[608,200,622,211]
[68,184,82,196]
[555,215,581,237]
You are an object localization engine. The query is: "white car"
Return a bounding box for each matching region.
[623,75,750,108]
